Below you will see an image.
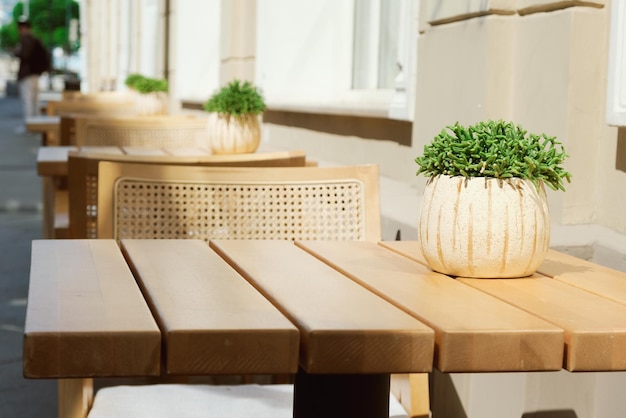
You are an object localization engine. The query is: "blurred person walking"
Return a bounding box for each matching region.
[14,17,50,133]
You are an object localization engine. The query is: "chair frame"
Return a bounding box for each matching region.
[67,150,310,239]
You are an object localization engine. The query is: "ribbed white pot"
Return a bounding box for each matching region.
[206,113,261,154]
[418,175,550,278]
[134,91,168,115]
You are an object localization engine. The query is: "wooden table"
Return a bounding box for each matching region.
[37,145,215,177]
[26,115,61,145]
[36,146,214,239]
[24,239,434,418]
[24,239,626,417]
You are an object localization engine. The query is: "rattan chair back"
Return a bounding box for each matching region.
[67,150,310,239]
[95,162,381,242]
[73,115,208,148]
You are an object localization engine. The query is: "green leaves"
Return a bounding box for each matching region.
[124,74,168,94]
[203,80,266,117]
[415,120,572,191]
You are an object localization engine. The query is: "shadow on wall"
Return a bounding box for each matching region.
[521,411,578,418]
[430,371,579,418]
[430,371,468,418]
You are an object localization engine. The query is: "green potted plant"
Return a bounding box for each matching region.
[203,79,266,154]
[124,73,169,115]
[414,119,571,278]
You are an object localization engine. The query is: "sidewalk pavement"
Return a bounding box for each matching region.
[0,95,57,417]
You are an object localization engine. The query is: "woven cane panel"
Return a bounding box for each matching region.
[85,174,98,238]
[83,127,204,147]
[113,179,367,241]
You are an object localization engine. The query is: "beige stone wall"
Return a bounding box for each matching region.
[414,1,625,235]
[261,0,626,244]
[219,0,256,84]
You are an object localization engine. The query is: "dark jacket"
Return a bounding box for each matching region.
[16,34,48,80]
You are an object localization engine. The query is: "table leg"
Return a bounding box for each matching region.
[294,367,390,418]
[41,177,54,238]
[58,378,94,418]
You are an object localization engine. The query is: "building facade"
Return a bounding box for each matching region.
[78,2,626,414]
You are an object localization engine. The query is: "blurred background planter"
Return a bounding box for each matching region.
[206,112,260,154]
[133,91,168,115]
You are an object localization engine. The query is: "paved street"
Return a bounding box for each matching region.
[0,95,56,417]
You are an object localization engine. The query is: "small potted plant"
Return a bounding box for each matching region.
[414,119,571,278]
[203,79,266,154]
[124,73,169,115]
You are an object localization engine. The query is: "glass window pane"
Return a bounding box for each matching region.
[378,0,400,89]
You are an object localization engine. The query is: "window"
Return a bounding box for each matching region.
[352,0,401,90]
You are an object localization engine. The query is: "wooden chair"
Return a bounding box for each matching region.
[67,150,310,239]
[46,93,137,117]
[95,162,382,242]
[73,114,208,148]
[45,96,138,145]
[77,161,427,418]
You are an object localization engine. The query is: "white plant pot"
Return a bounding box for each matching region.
[206,113,261,154]
[133,91,169,115]
[417,175,550,278]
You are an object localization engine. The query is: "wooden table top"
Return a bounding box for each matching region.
[26,115,61,133]
[36,146,308,177]
[24,239,626,380]
[36,145,213,177]
[23,239,434,379]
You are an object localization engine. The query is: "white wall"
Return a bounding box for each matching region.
[255,0,354,104]
[171,0,221,103]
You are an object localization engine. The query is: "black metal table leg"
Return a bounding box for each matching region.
[293,367,390,418]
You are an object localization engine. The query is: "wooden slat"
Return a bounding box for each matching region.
[381,241,626,371]
[459,274,626,371]
[378,240,425,264]
[299,241,564,373]
[210,239,434,374]
[539,249,626,305]
[23,240,160,378]
[120,239,299,375]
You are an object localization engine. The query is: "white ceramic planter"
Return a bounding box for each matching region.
[206,113,261,154]
[133,91,168,115]
[418,175,550,278]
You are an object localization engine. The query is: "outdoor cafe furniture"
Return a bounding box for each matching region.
[38,93,139,145]
[72,114,209,147]
[24,236,626,417]
[35,146,309,239]
[25,115,61,145]
[45,93,137,118]
[88,162,379,242]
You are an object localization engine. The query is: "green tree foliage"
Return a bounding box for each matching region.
[0,0,80,52]
[0,22,19,51]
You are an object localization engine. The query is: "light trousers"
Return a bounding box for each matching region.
[19,75,40,120]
